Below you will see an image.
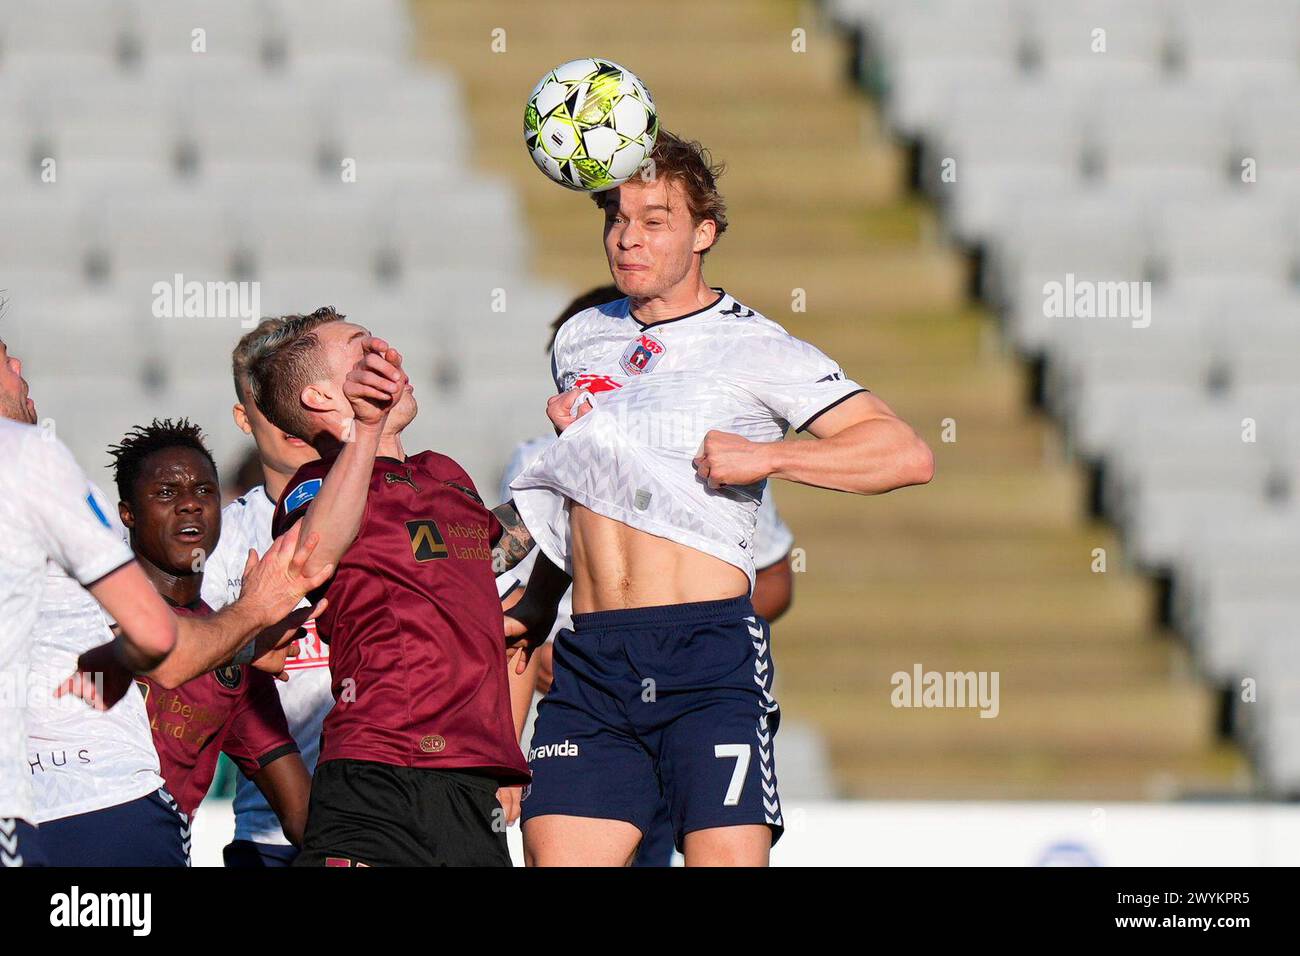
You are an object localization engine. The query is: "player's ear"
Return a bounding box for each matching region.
[300,382,332,414]
[232,403,252,435]
[692,218,717,254]
[118,500,135,530]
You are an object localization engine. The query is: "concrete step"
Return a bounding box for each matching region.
[773,636,1189,690]
[784,683,1221,756]
[827,747,1253,801]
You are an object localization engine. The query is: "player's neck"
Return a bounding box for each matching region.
[629,274,717,326]
[136,551,202,608]
[261,463,292,505]
[377,431,406,461]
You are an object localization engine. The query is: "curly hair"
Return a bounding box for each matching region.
[108,417,216,506]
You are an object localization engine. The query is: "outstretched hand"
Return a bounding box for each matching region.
[238,524,335,630]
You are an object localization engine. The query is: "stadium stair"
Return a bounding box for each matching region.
[414,0,1250,800]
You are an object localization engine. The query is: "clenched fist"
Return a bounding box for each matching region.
[692,430,775,489]
[547,388,595,433]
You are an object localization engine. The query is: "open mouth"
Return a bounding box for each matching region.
[174,524,206,543]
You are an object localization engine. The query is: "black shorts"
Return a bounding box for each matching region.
[293,759,511,867]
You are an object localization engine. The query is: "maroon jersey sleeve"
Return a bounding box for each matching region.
[221,668,298,777]
[271,457,333,539]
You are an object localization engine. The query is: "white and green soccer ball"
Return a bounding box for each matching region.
[524,57,659,192]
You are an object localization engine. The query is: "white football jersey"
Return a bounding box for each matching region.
[201,484,332,846]
[0,421,134,822]
[497,433,796,641]
[26,483,165,823]
[509,291,861,589]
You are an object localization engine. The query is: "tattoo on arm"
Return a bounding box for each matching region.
[491,500,536,573]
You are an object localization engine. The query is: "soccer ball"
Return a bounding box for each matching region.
[524,58,658,192]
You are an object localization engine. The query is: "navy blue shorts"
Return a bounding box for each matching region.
[521,595,783,851]
[631,800,676,867]
[36,789,190,867]
[1,818,47,867]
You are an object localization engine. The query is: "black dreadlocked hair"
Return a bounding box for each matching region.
[108,418,216,506]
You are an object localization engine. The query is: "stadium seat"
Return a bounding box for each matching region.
[93,187,239,279]
[0,0,134,74]
[129,0,274,70]
[272,0,411,67]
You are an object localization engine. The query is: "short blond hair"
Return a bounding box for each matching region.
[246,307,347,439]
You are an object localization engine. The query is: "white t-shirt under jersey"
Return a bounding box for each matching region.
[201,484,332,846]
[0,421,134,822]
[26,483,165,823]
[509,291,862,589]
[496,433,796,641]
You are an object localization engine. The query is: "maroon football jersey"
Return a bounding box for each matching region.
[136,601,298,815]
[272,450,529,783]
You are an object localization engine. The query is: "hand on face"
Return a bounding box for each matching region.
[343,336,409,431]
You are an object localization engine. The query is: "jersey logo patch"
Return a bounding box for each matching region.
[283,478,322,514]
[406,519,448,562]
[720,302,755,319]
[384,469,420,491]
[572,372,622,394]
[214,664,242,690]
[619,333,665,375]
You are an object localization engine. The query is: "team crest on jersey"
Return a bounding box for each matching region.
[283,478,322,514]
[407,519,448,562]
[620,333,666,375]
[214,664,242,690]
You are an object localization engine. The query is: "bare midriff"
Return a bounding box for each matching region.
[569,502,749,613]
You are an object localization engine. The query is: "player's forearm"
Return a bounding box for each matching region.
[514,550,571,624]
[89,563,179,670]
[766,419,934,495]
[491,499,536,573]
[145,603,263,688]
[253,754,311,848]
[298,424,382,576]
[752,558,793,622]
[508,652,540,742]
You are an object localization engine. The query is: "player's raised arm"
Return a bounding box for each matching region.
[291,336,404,578]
